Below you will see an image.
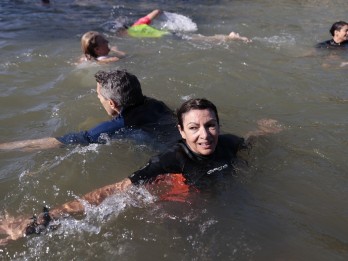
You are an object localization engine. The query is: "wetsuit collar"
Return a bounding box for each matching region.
[179,140,215,161]
[121,96,146,115]
[330,39,344,46]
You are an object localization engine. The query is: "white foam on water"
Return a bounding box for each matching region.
[74,59,100,69]
[102,11,197,34]
[19,186,156,260]
[153,11,198,32]
[101,17,129,34]
[19,143,101,180]
[81,186,156,223]
[253,33,296,49]
[0,186,157,259]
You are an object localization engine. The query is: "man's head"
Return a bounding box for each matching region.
[95,70,144,116]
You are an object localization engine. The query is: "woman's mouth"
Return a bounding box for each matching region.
[198,141,213,149]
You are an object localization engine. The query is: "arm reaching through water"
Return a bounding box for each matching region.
[145,9,162,22]
[0,137,63,152]
[0,111,129,152]
[49,178,132,218]
[110,46,126,57]
[245,119,283,143]
[0,178,132,245]
[97,46,127,63]
[190,31,252,43]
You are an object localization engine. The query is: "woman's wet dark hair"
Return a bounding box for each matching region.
[329,21,348,36]
[176,98,219,129]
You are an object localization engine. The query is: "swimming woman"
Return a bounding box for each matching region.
[80,31,126,63]
[316,21,348,49]
[0,98,281,244]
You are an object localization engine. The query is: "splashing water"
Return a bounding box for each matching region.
[102,16,130,34]
[153,11,198,32]
[253,33,296,49]
[5,186,156,260]
[103,11,197,34]
[19,143,100,180]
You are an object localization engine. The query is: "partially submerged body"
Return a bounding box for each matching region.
[308,22,348,68]
[315,21,348,49]
[316,39,348,49]
[0,70,177,152]
[80,31,126,63]
[0,99,282,245]
[118,9,251,43]
[188,32,251,43]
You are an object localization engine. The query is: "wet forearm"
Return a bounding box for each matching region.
[245,119,283,142]
[50,178,132,219]
[110,47,126,57]
[0,137,62,151]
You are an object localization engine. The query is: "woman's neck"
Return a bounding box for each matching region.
[333,36,345,44]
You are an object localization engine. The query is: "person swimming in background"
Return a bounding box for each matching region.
[186,31,251,43]
[316,21,348,49]
[80,31,126,63]
[116,9,251,42]
[313,21,348,68]
[115,9,170,38]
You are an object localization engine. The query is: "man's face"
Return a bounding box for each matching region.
[96,83,116,116]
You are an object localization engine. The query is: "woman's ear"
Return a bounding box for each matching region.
[178,125,186,139]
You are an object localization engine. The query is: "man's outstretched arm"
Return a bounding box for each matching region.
[0,137,63,152]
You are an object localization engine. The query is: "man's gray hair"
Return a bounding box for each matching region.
[95,70,144,109]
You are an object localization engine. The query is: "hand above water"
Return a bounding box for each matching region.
[228,32,252,43]
[0,213,30,245]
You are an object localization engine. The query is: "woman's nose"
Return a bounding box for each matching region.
[199,126,209,138]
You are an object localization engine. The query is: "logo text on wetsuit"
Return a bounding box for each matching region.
[207,164,228,175]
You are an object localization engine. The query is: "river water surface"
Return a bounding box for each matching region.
[1,0,348,260]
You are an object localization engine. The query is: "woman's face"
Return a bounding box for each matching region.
[335,25,348,43]
[178,109,220,156]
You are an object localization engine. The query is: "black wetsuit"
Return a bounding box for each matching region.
[56,96,178,145]
[316,39,348,49]
[129,134,247,189]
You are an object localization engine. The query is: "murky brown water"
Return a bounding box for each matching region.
[1,0,348,260]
